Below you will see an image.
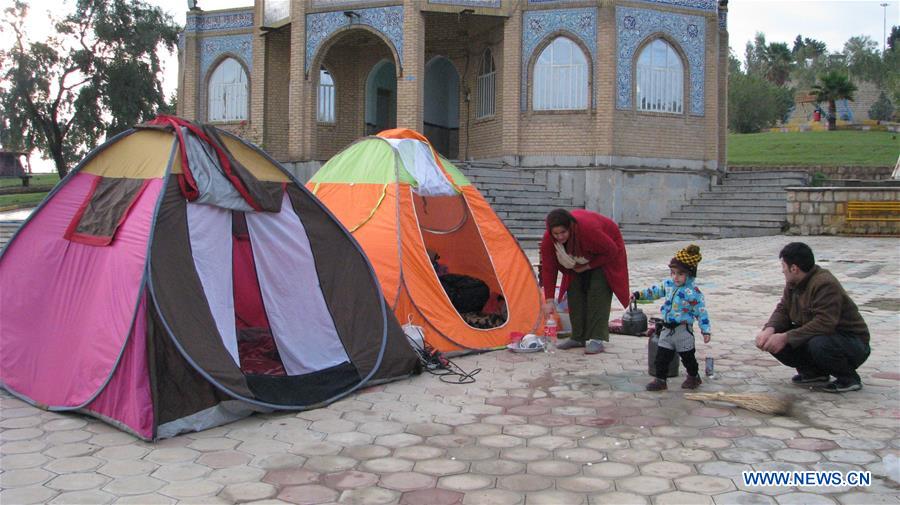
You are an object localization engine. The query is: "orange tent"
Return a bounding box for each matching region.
[308,129,541,353]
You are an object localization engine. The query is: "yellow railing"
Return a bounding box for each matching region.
[846,201,900,222]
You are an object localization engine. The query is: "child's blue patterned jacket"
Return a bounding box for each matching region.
[638,277,711,334]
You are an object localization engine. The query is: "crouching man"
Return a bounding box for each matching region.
[755,242,870,392]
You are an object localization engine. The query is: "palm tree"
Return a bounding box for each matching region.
[765,42,793,86]
[812,71,858,130]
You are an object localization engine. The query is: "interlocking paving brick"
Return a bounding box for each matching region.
[655,491,714,504]
[304,455,359,473]
[587,491,648,504]
[101,476,166,495]
[379,471,436,491]
[340,445,391,461]
[277,484,339,504]
[616,475,674,495]
[186,437,240,452]
[712,490,777,504]
[208,465,266,484]
[290,441,343,457]
[326,432,374,447]
[1,468,53,487]
[144,447,200,464]
[98,460,159,478]
[1,453,48,471]
[461,489,522,505]
[263,468,320,486]
[394,445,445,461]
[823,449,879,464]
[400,487,464,505]
[94,445,149,461]
[322,470,379,489]
[337,486,400,504]
[219,482,276,502]
[448,446,498,461]
[158,479,223,499]
[472,459,526,476]
[413,458,468,476]
[497,473,552,492]
[499,447,551,462]
[526,490,586,504]
[776,492,840,504]
[0,486,59,505]
[640,461,694,479]
[675,474,736,494]
[196,450,252,468]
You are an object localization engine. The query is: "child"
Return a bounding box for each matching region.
[632,244,711,391]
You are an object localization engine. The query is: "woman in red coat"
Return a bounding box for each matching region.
[540,209,630,354]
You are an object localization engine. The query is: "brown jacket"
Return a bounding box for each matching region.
[765,265,870,347]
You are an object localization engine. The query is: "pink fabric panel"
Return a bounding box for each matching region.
[83,296,153,439]
[0,173,161,407]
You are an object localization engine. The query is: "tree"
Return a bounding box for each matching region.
[888,25,900,52]
[843,36,883,85]
[728,73,794,134]
[868,91,894,121]
[0,1,179,177]
[744,32,769,77]
[765,42,793,86]
[812,71,858,131]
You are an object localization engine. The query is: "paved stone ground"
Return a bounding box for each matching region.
[1,235,898,504]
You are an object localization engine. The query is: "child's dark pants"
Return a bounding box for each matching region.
[654,347,699,380]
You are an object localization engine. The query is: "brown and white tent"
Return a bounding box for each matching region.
[0,117,420,440]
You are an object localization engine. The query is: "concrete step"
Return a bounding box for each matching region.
[709,185,791,193]
[621,232,708,243]
[719,180,806,189]
[499,210,560,221]
[489,195,573,206]
[621,222,783,238]
[667,211,786,222]
[483,186,563,196]
[464,173,537,183]
[661,216,785,227]
[680,199,787,214]
[0,220,24,250]
[725,171,810,181]
[698,191,786,200]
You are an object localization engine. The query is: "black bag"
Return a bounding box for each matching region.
[439,274,490,313]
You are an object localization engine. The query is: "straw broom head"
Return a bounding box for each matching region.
[684,391,794,416]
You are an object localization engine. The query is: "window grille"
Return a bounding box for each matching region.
[476,48,496,119]
[208,58,248,122]
[318,67,336,123]
[636,39,684,114]
[533,37,588,111]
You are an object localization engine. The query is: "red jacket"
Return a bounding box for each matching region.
[540,210,630,309]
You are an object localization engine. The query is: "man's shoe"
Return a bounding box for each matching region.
[555,339,585,350]
[585,339,605,354]
[791,373,829,384]
[820,378,862,393]
[646,379,667,391]
[681,375,702,389]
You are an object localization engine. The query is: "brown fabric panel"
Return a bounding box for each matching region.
[150,177,254,398]
[286,186,419,381]
[70,177,148,243]
[201,125,283,212]
[148,304,231,427]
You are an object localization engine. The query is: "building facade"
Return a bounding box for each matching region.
[178,0,729,223]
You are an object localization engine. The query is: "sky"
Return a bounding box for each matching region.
[4,0,899,171]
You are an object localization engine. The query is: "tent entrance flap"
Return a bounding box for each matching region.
[413,193,508,329]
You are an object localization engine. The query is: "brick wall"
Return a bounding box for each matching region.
[264,28,291,159]
[787,187,900,235]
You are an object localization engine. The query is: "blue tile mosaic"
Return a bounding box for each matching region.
[718,9,727,30]
[200,34,253,79]
[186,10,254,33]
[429,0,501,7]
[521,8,598,110]
[306,6,404,74]
[616,6,706,116]
[631,0,716,12]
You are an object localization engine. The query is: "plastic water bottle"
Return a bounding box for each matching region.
[543,317,558,353]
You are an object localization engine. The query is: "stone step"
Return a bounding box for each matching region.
[685,200,787,209]
[710,185,790,193]
[464,173,537,184]
[621,232,707,243]
[621,222,782,238]
[661,216,785,227]
[719,179,807,188]
[698,191,786,200]
[0,220,24,250]
[498,210,559,221]
[688,197,787,209]
[483,186,562,196]
[725,170,810,181]
[488,195,573,207]
[667,210,786,222]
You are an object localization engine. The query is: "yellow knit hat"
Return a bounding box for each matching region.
[670,244,702,276]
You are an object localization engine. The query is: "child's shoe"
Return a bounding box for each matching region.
[646,379,667,391]
[681,375,702,389]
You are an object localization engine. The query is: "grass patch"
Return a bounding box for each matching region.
[728,131,899,167]
[0,174,59,188]
[0,192,49,210]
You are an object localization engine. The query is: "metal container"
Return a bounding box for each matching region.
[622,299,648,336]
[705,357,715,377]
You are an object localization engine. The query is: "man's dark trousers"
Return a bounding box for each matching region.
[772,334,870,382]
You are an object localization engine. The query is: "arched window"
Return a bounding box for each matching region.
[533,37,588,111]
[476,48,496,119]
[636,39,684,114]
[208,57,248,122]
[318,66,335,123]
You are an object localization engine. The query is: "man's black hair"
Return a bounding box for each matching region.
[779,242,815,272]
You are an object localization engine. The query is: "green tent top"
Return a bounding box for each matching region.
[308,137,471,188]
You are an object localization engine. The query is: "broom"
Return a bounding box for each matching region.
[684,391,793,416]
